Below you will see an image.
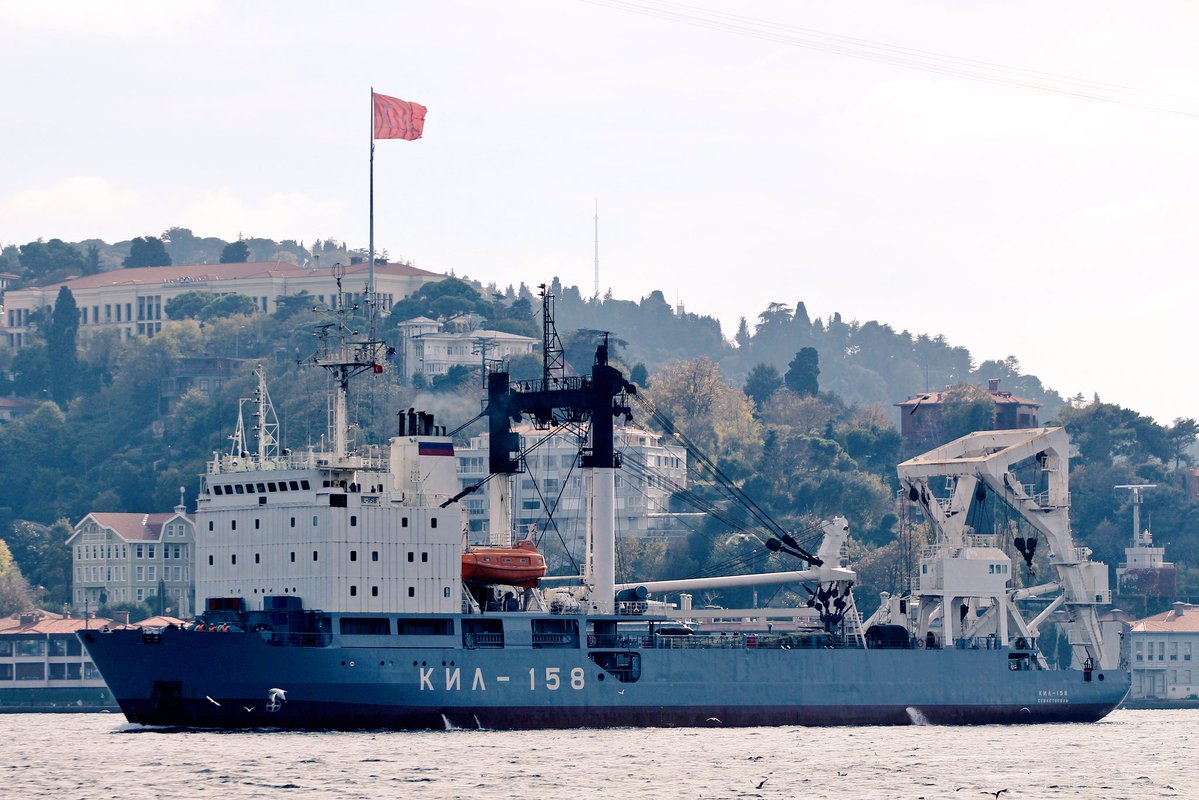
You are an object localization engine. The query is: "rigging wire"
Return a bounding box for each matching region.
[584,0,1199,119]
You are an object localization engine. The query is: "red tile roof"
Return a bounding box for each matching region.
[31,260,441,292]
[82,512,190,542]
[1131,604,1199,633]
[0,611,113,634]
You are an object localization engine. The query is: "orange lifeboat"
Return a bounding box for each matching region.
[461,538,547,588]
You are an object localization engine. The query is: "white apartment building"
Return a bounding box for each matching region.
[456,423,695,544]
[398,316,537,382]
[2,260,445,349]
[1129,603,1199,700]
[69,508,196,617]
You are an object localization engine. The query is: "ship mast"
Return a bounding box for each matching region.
[484,285,635,613]
[253,363,280,463]
[311,262,388,463]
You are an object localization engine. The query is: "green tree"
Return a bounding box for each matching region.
[4,519,72,606]
[743,363,782,409]
[46,286,80,407]
[164,291,210,320]
[646,357,761,476]
[431,364,476,392]
[97,600,154,623]
[18,239,87,281]
[629,362,650,389]
[389,276,492,321]
[273,291,315,322]
[84,243,101,275]
[204,293,258,319]
[734,316,751,347]
[785,347,820,397]
[0,539,35,616]
[123,236,172,267]
[164,291,257,321]
[939,385,997,443]
[220,240,251,263]
[1167,418,1198,473]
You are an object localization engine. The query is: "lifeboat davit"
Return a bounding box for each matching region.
[461,539,547,588]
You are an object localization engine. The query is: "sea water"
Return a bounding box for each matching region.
[0,709,1193,799]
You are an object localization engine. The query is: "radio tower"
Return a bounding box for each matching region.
[593,197,600,301]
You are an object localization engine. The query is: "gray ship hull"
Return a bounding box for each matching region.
[80,625,1129,729]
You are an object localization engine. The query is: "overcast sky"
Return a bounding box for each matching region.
[2,1,1196,424]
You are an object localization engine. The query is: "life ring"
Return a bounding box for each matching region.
[917,638,925,649]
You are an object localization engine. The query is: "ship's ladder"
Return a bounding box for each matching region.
[845,594,867,649]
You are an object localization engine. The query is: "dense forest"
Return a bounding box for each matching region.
[0,231,1195,618]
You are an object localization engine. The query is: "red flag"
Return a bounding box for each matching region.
[373,92,426,140]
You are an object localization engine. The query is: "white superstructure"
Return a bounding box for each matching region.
[193,368,464,615]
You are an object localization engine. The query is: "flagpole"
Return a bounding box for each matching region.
[368,87,376,333]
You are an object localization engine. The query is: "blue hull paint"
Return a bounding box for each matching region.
[79,625,1130,730]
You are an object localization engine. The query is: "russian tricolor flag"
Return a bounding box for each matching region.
[418,441,455,457]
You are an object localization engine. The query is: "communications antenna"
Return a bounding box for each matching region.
[1115,484,1157,544]
[593,197,600,301]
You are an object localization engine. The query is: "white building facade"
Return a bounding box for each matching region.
[1129,603,1199,700]
[456,423,693,544]
[2,260,445,349]
[69,510,196,617]
[398,316,537,382]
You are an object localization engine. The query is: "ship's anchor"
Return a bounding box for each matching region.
[266,687,287,713]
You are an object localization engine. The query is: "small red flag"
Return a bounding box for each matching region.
[373,92,426,140]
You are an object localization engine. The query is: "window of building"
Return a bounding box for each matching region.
[15,663,44,681]
[231,520,237,531]
[350,515,357,527]
[148,546,155,558]
[313,550,319,562]
[148,566,156,580]
[290,552,295,562]
[312,515,319,527]
[407,552,414,563]
[254,553,260,564]
[136,566,144,581]
[371,586,379,597]
[408,587,415,597]
[422,552,428,563]
[349,585,357,596]
[350,550,357,562]
[372,551,379,562]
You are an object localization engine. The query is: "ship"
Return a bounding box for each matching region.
[80,279,1131,729]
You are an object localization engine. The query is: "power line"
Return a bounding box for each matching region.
[585,0,1199,119]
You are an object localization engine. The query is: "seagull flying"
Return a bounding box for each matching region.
[268,688,287,702]
[705,717,721,724]
[205,695,221,707]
